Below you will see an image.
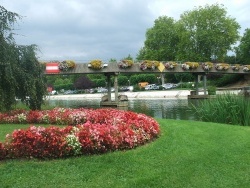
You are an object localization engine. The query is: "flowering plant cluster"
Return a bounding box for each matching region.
[140,60,160,70]
[215,63,230,71]
[88,60,108,70]
[181,62,199,70]
[58,60,76,71]
[164,61,177,70]
[243,65,250,72]
[0,108,160,160]
[0,108,87,125]
[118,60,134,69]
[202,62,213,71]
[231,64,240,71]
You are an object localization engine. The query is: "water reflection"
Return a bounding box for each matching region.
[129,99,198,120]
[47,98,199,120]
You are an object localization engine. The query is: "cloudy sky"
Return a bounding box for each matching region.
[1,0,249,62]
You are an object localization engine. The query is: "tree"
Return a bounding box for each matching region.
[118,75,129,86]
[109,58,117,62]
[122,54,133,60]
[236,28,250,64]
[177,4,240,62]
[0,6,46,111]
[74,75,94,89]
[14,45,46,110]
[137,16,179,61]
[130,74,157,85]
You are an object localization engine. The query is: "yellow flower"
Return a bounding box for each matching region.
[89,60,103,70]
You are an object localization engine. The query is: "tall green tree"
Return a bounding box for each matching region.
[0,6,46,111]
[0,6,20,111]
[137,16,179,61]
[177,4,240,62]
[236,28,250,64]
[14,45,46,110]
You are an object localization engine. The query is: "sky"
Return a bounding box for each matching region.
[1,0,249,62]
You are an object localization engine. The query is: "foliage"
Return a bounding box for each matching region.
[0,108,160,160]
[174,73,194,83]
[130,74,157,84]
[118,75,129,86]
[74,75,94,89]
[137,4,240,63]
[0,6,46,111]
[109,58,117,62]
[164,61,178,70]
[243,65,250,72]
[14,45,46,110]
[207,86,216,95]
[225,54,238,64]
[137,16,179,61]
[202,62,213,71]
[88,59,104,70]
[0,5,21,39]
[177,4,240,62]
[236,28,250,64]
[193,94,250,126]
[181,62,199,70]
[58,60,76,71]
[215,63,230,71]
[140,60,160,70]
[209,74,244,87]
[231,64,240,71]
[92,78,106,87]
[122,54,133,60]
[118,59,133,69]
[0,6,20,111]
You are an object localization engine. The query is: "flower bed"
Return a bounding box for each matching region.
[59,60,76,71]
[202,62,213,71]
[164,61,177,70]
[0,108,160,160]
[118,60,133,69]
[88,60,108,70]
[231,64,240,71]
[215,63,230,71]
[140,60,160,70]
[243,65,250,72]
[181,62,199,70]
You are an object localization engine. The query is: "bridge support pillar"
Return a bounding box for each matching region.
[106,74,112,102]
[195,74,199,95]
[203,74,207,95]
[114,73,119,102]
[101,73,128,107]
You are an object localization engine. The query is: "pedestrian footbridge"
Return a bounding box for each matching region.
[45,61,250,106]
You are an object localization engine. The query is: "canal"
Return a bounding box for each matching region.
[46,98,200,121]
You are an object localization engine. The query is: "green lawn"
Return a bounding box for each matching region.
[1,119,250,188]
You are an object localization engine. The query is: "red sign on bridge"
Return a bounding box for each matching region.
[46,63,60,74]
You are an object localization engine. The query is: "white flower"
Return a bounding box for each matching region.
[66,134,82,155]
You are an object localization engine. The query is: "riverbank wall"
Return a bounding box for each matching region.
[47,90,192,100]
[46,89,243,101]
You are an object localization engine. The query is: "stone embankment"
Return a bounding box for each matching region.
[46,89,243,100]
[47,90,192,100]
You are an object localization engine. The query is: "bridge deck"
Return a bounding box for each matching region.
[45,62,250,75]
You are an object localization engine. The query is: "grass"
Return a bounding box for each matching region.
[1,119,250,187]
[193,94,250,126]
